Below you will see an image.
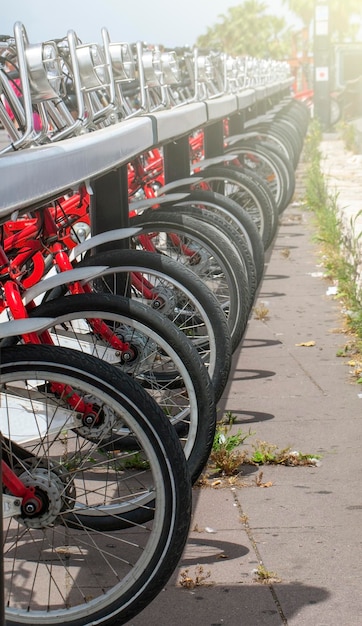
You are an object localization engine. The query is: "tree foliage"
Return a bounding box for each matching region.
[283,0,362,42]
[195,0,292,59]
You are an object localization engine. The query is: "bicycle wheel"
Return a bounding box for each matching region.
[229,126,292,167]
[272,115,305,160]
[130,208,251,351]
[162,202,258,306]
[21,292,217,484]
[288,98,310,134]
[68,248,232,402]
[242,121,299,169]
[157,186,265,285]
[227,140,295,213]
[1,344,191,625]
[192,164,277,249]
[169,188,265,286]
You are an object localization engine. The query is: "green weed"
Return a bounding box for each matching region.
[251,440,321,466]
[209,418,253,475]
[253,564,281,584]
[336,119,357,152]
[303,120,362,357]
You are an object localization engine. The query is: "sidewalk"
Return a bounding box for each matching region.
[129,145,362,625]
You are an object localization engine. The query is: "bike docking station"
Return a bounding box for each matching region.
[0,22,304,626]
[0,26,294,226]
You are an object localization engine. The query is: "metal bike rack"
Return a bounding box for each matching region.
[0,116,154,218]
[0,22,296,618]
[203,94,237,158]
[147,102,207,182]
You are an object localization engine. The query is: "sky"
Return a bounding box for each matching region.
[1,0,301,48]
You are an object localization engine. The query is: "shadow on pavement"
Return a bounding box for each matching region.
[222,409,275,424]
[241,338,283,349]
[128,580,330,625]
[226,368,276,382]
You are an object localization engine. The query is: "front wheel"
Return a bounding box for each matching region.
[70,247,233,403]
[1,344,191,626]
[194,165,276,249]
[330,95,342,126]
[22,292,217,484]
[130,208,251,351]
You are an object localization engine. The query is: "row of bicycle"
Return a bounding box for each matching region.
[0,21,309,626]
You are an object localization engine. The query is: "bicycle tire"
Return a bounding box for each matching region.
[265,117,302,165]
[259,138,297,208]
[239,139,295,208]
[193,164,276,249]
[157,185,265,284]
[1,343,191,625]
[227,139,295,213]
[273,114,305,157]
[288,98,310,132]
[22,292,217,484]
[229,126,292,167]
[173,188,265,285]
[244,119,299,169]
[69,248,232,402]
[163,202,258,306]
[130,208,251,351]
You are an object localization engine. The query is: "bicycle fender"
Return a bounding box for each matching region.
[70,227,141,260]
[156,177,203,194]
[129,193,190,212]
[0,317,56,339]
[191,154,239,171]
[22,266,109,304]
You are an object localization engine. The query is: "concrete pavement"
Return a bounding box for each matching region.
[129,145,362,625]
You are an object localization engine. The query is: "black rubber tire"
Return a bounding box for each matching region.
[24,292,217,484]
[228,139,296,212]
[193,164,276,249]
[1,343,191,625]
[68,247,233,402]
[244,120,299,169]
[130,208,251,351]
[164,202,258,306]
[172,188,265,285]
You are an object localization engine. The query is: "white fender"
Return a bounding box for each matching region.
[23,266,109,305]
[191,154,239,171]
[155,177,203,195]
[0,317,56,338]
[70,227,140,260]
[129,192,190,212]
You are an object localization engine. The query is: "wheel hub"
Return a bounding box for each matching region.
[16,459,76,529]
